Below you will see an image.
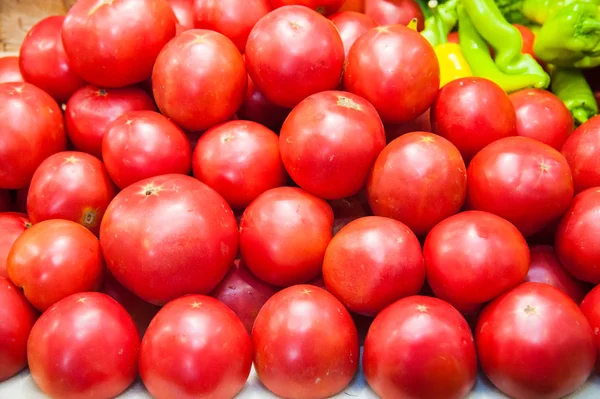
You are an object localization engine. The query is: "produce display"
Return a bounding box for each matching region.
[4,0,600,398]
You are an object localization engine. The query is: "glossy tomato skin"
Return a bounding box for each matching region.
[467,137,574,237]
[253,285,359,399]
[339,0,364,11]
[245,6,345,108]
[100,174,239,305]
[237,74,290,132]
[0,277,37,382]
[28,292,139,399]
[166,0,195,30]
[0,82,66,189]
[27,151,117,235]
[7,220,104,311]
[424,211,530,310]
[367,132,467,236]
[364,0,424,30]
[140,295,252,399]
[363,296,477,399]
[509,89,573,150]
[329,11,378,56]
[0,56,24,83]
[431,77,517,162]
[103,111,192,189]
[580,285,600,373]
[280,91,386,200]
[19,16,85,104]
[323,216,425,315]
[561,115,600,194]
[270,0,344,14]
[240,187,334,286]
[477,283,596,399]
[62,0,177,87]
[153,29,247,132]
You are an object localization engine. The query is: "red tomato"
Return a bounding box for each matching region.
[384,108,432,142]
[514,24,536,59]
[65,85,156,159]
[447,31,459,44]
[245,6,345,108]
[0,190,11,212]
[240,187,333,286]
[270,0,345,14]
[329,192,371,234]
[19,16,85,104]
[237,74,290,132]
[562,115,600,194]
[363,296,477,399]
[192,120,286,209]
[509,89,573,150]
[103,111,192,189]
[280,91,386,200]
[424,211,530,311]
[27,151,117,235]
[100,174,239,305]
[7,220,104,311]
[166,0,195,30]
[211,259,277,333]
[153,29,247,132]
[580,285,600,372]
[140,295,252,399]
[323,216,425,315]
[339,0,364,12]
[367,132,467,236]
[364,0,424,30]
[467,137,574,237]
[62,0,177,87]
[0,277,37,382]
[431,77,517,162]
[0,56,24,83]
[253,285,359,399]
[0,82,66,189]
[28,292,139,399]
[329,11,378,56]
[477,283,596,399]
[344,25,439,124]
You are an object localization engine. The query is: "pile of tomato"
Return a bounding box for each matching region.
[2,0,600,398]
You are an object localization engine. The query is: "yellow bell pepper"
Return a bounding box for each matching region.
[434,42,472,87]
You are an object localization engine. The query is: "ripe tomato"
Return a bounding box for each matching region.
[323,216,425,315]
[140,295,252,399]
[253,285,359,399]
[7,220,104,311]
[329,192,371,234]
[280,91,386,200]
[100,174,239,305]
[477,283,596,399]
[245,6,345,108]
[561,115,600,194]
[364,0,424,30]
[367,132,467,236]
[509,89,573,150]
[192,120,286,209]
[270,0,345,14]
[344,25,439,124]
[27,151,117,235]
[424,211,530,311]
[0,82,66,189]
[339,0,364,11]
[580,285,600,372]
[62,0,177,87]
[103,111,192,189]
[329,11,378,56]
[166,0,195,30]
[28,293,139,399]
[0,190,11,211]
[240,187,333,286]
[237,74,290,132]
[0,56,24,83]
[363,296,477,399]
[514,24,536,59]
[0,277,37,382]
[431,77,517,162]
[447,31,459,44]
[153,29,247,132]
[467,137,574,237]
[19,16,85,104]
[384,109,433,142]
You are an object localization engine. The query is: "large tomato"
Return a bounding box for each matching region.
[253,285,359,399]
[384,109,433,142]
[61,0,177,87]
[28,293,139,399]
[467,137,574,237]
[580,285,600,372]
[0,56,24,83]
[477,283,596,399]
[239,187,333,286]
[153,29,247,132]
[339,0,364,11]
[344,24,439,124]
[364,0,424,30]
[237,74,290,132]
[245,6,345,108]
[0,82,66,189]
[270,0,345,14]
[424,211,530,311]
[100,174,239,305]
[329,11,377,56]
[280,91,386,199]
[103,111,192,189]
[0,277,37,382]
[27,151,117,235]
[19,16,85,103]
[561,115,600,194]
[323,216,425,315]
[367,132,467,236]
[140,295,252,399]
[363,296,477,399]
